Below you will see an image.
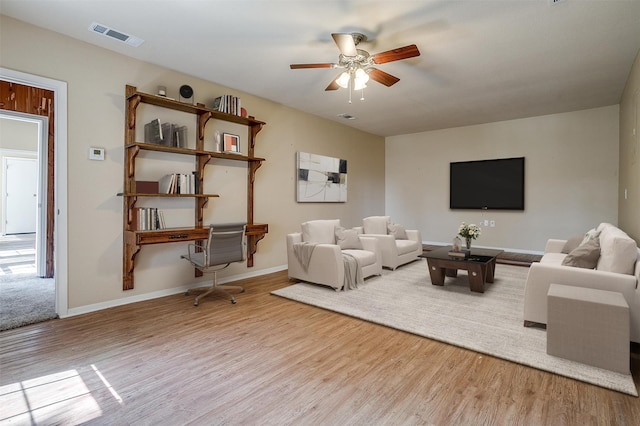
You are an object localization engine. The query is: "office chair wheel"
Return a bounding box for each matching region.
[193,300,199,306]
[231,298,236,304]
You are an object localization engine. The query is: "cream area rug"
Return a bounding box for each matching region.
[272,260,637,396]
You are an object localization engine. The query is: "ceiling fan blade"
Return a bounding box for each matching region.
[371,44,420,64]
[290,63,336,69]
[325,79,340,91]
[332,33,357,57]
[368,68,400,87]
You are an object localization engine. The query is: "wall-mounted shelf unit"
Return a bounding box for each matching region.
[122,85,268,290]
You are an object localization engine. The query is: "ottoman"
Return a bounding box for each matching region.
[546,283,630,374]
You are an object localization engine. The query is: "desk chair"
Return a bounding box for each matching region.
[182,223,247,306]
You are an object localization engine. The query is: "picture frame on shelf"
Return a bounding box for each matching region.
[223,133,240,153]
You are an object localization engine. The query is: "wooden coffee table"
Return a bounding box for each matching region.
[419,246,504,293]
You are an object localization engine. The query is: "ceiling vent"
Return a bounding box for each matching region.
[337,113,357,120]
[88,22,144,47]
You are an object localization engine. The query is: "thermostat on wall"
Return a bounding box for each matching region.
[89,147,105,161]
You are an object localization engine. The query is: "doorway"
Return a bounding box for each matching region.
[0,113,48,277]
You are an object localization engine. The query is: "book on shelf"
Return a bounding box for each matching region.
[212,94,242,116]
[132,207,164,231]
[174,125,188,148]
[144,118,163,144]
[158,172,197,194]
[143,119,188,147]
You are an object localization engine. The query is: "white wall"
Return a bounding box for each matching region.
[0,15,385,311]
[386,106,620,253]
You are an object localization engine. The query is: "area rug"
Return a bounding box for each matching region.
[0,274,57,332]
[272,261,638,396]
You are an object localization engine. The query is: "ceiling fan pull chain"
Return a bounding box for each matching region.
[360,87,365,102]
[348,74,353,104]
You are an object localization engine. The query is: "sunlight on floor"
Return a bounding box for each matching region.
[0,365,122,424]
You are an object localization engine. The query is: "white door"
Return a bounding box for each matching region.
[5,157,37,234]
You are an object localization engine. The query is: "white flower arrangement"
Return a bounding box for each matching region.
[458,222,481,240]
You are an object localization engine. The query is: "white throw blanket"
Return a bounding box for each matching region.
[293,242,316,272]
[342,252,363,290]
[293,242,362,290]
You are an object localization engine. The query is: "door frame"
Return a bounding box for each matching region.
[1,68,68,317]
[1,112,48,276]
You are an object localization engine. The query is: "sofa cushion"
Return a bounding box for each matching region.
[335,226,363,250]
[363,216,391,234]
[561,234,584,254]
[387,223,408,240]
[342,248,377,267]
[597,225,638,275]
[541,252,568,265]
[561,239,600,269]
[302,219,340,244]
[396,239,420,255]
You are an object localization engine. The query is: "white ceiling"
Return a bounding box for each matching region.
[2,0,640,136]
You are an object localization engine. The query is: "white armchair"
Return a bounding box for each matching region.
[355,216,422,270]
[287,219,382,290]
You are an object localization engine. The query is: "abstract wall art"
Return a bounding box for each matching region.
[296,152,347,202]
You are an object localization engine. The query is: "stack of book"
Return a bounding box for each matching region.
[158,172,198,194]
[212,95,242,116]
[132,207,165,231]
[448,249,471,259]
[144,118,188,148]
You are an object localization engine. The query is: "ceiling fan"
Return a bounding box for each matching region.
[290,33,420,98]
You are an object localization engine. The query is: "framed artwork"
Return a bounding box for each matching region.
[223,133,240,153]
[296,151,347,202]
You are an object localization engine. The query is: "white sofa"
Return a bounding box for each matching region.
[523,223,640,343]
[287,219,382,291]
[354,216,423,270]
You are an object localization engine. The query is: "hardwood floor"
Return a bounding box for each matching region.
[1,268,639,425]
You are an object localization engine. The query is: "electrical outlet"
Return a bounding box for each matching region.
[490,220,496,227]
[482,220,489,227]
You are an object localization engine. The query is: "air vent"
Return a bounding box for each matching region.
[88,22,144,47]
[337,113,357,120]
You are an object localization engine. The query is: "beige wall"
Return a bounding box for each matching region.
[0,16,385,310]
[0,117,38,151]
[619,49,640,242]
[386,106,620,252]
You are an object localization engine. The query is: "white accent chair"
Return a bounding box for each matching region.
[354,216,422,270]
[286,219,382,290]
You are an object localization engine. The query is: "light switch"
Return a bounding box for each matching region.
[89,147,105,161]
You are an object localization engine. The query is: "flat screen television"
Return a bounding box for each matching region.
[450,157,525,210]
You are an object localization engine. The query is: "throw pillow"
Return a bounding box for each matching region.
[363,216,391,234]
[335,227,363,250]
[387,223,408,240]
[561,239,601,269]
[301,219,340,244]
[561,234,584,254]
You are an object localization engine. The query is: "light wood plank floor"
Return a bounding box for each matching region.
[1,269,639,425]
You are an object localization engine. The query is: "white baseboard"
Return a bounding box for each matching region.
[64,264,288,318]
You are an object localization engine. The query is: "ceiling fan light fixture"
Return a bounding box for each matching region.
[353,80,367,91]
[355,68,369,83]
[336,72,350,89]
